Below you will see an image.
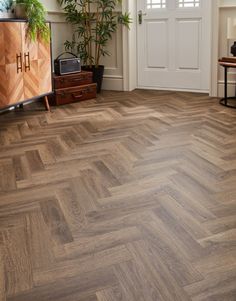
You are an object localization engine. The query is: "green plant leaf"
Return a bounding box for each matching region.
[15,0,50,42]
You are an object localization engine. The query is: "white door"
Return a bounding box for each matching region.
[137,0,211,92]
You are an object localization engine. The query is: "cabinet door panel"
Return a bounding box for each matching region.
[0,66,7,107]
[3,23,22,64]
[6,64,24,105]
[0,22,24,108]
[38,57,52,95]
[21,23,39,60]
[0,28,5,66]
[0,22,52,109]
[21,23,52,98]
[21,23,40,99]
[38,32,52,95]
[24,60,39,100]
[0,64,24,108]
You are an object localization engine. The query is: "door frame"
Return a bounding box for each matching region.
[122,0,219,97]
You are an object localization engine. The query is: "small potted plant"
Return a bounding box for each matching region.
[14,0,50,42]
[58,0,131,93]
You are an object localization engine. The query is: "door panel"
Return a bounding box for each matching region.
[21,22,52,99]
[0,66,7,107]
[21,23,40,99]
[23,60,39,100]
[38,58,52,94]
[38,34,52,95]
[22,22,52,97]
[176,19,200,70]
[6,63,24,105]
[21,23,39,60]
[0,63,25,106]
[0,21,52,109]
[137,0,211,91]
[0,28,5,66]
[0,22,24,108]
[3,23,22,64]
[147,21,168,68]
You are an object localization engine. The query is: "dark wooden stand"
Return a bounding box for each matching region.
[219,61,236,109]
[49,71,97,106]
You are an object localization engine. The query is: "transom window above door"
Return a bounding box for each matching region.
[147,0,166,9]
[178,0,200,8]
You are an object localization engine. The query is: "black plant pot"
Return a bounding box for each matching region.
[82,65,105,93]
[231,41,236,57]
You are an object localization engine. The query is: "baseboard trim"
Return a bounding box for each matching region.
[102,76,123,91]
[218,81,236,98]
[137,85,209,94]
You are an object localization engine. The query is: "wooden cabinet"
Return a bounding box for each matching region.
[0,20,52,110]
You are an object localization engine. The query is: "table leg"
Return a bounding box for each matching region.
[235,76,236,97]
[224,66,228,106]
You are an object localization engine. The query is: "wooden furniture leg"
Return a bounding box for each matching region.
[224,66,228,106]
[219,61,236,109]
[44,96,50,111]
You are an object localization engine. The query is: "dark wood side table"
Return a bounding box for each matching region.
[219,61,236,108]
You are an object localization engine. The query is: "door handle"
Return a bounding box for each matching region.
[138,10,147,25]
[16,53,23,73]
[24,52,30,72]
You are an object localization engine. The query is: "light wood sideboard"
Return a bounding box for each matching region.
[0,19,52,111]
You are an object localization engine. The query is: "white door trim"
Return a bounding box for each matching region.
[210,0,220,97]
[123,0,219,96]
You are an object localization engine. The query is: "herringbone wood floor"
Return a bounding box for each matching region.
[0,90,236,301]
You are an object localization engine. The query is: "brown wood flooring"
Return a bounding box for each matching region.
[0,90,236,301]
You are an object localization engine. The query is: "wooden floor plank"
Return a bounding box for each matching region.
[0,252,6,301]
[1,225,33,297]
[39,198,74,245]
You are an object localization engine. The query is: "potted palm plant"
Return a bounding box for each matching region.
[14,0,50,42]
[58,0,131,92]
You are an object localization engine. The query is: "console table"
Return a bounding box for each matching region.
[219,61,236,109]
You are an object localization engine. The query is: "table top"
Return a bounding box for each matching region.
[219,61,236,67]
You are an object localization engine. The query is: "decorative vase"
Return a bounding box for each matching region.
[14,3,27,19]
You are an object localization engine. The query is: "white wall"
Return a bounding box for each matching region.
[41,0,124,90]
[3,0,228,94]
[100,26,124,91]
[44,0,236,95]
[0,0,124,91]
[41,0,73,60]
[99,4,124,91]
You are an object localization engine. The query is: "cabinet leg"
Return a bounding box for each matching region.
[44,96,50,111]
